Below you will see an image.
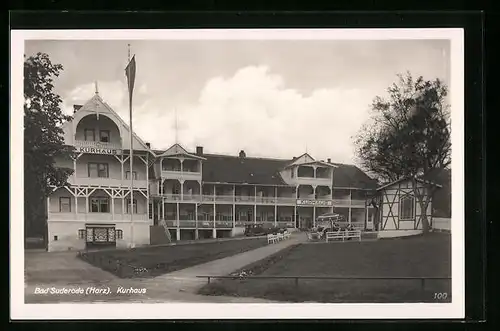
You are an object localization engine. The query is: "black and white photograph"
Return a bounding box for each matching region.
[11,28,464,319]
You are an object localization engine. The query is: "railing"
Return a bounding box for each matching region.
[215,195,235,202]
[161,170,202,178]
[74,140,121,150]
[182,194,201,201]
[197,221,213,228]
[202,195,215,202]
[276,197,297,204]
[178,220,196,228]
[48,212,149,221]
[196,275,452,297]
[234,196,256,203]
[69,177,148,189]
[155,194,365,207]
[215,221,233,228]
[164,194,182,201]
[325,230,361,242]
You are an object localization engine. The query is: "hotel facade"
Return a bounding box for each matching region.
[46,93,379,252]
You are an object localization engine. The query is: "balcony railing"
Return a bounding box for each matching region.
[215,221,233,228]
[48,211,149,221]
[161,170,202,181]
[74,140,122,150]
[69,177,148,189]
[215,195,235,202]
[156,193,366,207]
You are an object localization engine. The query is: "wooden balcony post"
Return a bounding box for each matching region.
[176,202,180,229]
[180,179,184,201]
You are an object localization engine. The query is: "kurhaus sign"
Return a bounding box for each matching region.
[77,147,121,155]
[296,199,333,207]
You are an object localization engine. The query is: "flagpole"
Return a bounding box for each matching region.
[128,45,135,248]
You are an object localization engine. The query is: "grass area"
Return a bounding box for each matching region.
[198,233,452,303]
[79,238,268,278]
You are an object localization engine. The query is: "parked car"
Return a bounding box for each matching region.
[244,223,283,236]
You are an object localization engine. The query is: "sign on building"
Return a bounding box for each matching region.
[78,147,122,155]
[296,199,333,206]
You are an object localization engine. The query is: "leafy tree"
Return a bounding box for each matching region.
[24,52,74,241]
[354,72,451,232]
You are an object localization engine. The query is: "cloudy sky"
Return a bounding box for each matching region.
[25,39,450,164]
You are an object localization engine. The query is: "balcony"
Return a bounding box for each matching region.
[48,212,148,222]
[74,140,122,151]
[215,221,233,228]
[156,194,366,207]
[161,169,202,181]
[295,176,332,187]
[69,177,148,189]
[215,195,235,203]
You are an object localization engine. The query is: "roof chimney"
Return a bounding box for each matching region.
[73,105,83,113]
[327,158,331,163]
[145,142,151,148]
[196,146,203,156]
[239,150,246,158]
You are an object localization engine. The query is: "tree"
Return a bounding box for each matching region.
[24,52,75,241]
[354,72,451,233]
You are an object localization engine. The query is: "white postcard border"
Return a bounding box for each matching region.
[10,28,465,320]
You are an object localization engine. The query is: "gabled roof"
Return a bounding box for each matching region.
[376,176,443,191]
[284,152,315,167]
[202,154,288,186]
[296,160,337,168]
[67,94,154,154]
[158,143,206,160]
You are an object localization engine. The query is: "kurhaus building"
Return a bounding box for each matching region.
[47,92,381,252]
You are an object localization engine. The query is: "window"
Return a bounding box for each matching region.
[148,203,153,219]
[90,197,110,213]
[59,197,71,212]
[88,163,109,178]
[125,171,137,180]
[116,229,123,240]
[399,195,415,220]
[126,199,138,214]
[172,187,180,195]
[84,129,95,141]
[99,130,110,143]
[78,229,86,239]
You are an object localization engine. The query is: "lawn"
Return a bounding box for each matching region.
[198,233,452,303]
[79,237,268,278]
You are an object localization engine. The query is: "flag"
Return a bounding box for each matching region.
[125,55,136,105]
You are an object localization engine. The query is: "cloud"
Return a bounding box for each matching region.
[62,65,374,164]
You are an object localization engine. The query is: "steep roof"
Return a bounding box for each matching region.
[201,154,288,186]
[376,176,443,191]
[331,163,379,189]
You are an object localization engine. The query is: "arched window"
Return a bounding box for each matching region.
[399,195,415,220]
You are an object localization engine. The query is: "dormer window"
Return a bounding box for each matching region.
[84,129,95,141]
[99,130,110,143]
